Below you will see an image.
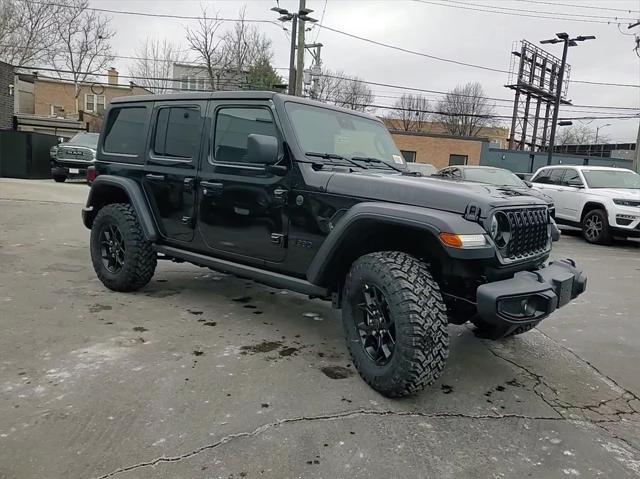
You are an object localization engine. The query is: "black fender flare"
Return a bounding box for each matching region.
[82,175,158,241]
[306,202,493,287]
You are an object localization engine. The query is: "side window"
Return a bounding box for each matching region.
[451,168,462,179]
[103,106,147,158]
[562,169,583,187]
[213,107,278,164]
[548,169,566,185]
[532,170,550,184]
[153,106,201,160]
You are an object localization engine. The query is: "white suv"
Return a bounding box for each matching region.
[531,165,640,244]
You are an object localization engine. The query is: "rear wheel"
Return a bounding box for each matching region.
[53,175,67,183]
[342,251,449,398]
[582,209,611,245]
[90,203,157,291]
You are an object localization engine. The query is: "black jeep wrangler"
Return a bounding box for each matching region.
[82,92,586,397]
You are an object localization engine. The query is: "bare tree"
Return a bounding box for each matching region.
[220,6,272,75]
[435,82,496,137]
[130,38,186,94]
[48,0,114,113]
[387,94,430,131]
[315,69,374,112]
[0,0,61,66]
[556,124,609,145]
[184,7,224,89]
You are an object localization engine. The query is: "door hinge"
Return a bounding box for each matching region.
[270,233,286,247]
[273,188,288,205]
[181,215,193,226]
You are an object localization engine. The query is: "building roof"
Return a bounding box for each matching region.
[389,129,491,142]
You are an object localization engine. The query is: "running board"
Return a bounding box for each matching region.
[153,245,329,298]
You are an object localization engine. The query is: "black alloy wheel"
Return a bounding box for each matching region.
[357,283,396,365]
[99,224,126,273]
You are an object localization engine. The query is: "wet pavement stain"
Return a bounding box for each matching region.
[252,311,263,315]
[188,309,204,315]
[240,341,283,354]
[320,366,353,379]
[278,347,298,357]
[89,304,112,313]
[232,296,252,304]
[133,326,148,332]
[243,304,257,309]
[192,350,204,356]
[203,321,217,327]
[441,384,454,394]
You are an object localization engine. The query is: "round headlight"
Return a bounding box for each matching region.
[489,216,499,239]
[491,212,511,248]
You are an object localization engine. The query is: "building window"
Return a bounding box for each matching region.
[85,94,105,113]
[180,75,188,91]
[449,154,468,166]
[400,150,416,162]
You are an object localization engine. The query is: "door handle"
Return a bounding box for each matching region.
[201,181,223,196]
[145,173,165,181]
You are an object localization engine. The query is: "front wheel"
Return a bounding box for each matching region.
[582,209,611,245]
[342,251,449,398]
[90,203,157,292]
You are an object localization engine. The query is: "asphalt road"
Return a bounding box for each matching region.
[1,179,639,479]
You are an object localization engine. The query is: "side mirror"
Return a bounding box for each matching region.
[566,180,584,188]
[524,180,533,188]
[247,134,279,165]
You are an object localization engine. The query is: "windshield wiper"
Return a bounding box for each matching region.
[304,152,365,169]
[351,156,415,175]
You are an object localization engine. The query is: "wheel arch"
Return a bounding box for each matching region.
[580,201,607,222]
[306,202,490,290]
[82,175,158,241]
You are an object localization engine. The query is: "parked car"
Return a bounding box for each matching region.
[531,165,640,244]
[433,165,555,215]
[405,162,437,176]
[82,91,586,397]
[51,132,99,182]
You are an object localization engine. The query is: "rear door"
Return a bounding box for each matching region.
[142,101,206,243]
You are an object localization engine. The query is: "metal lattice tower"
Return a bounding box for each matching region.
[505,40,572,151]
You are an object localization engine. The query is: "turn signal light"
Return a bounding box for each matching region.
[87,166,98,185]
[439,233,487,249]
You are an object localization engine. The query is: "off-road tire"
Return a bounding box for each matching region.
[342,251,449,398]
[53,175,67,183]
[90,203,157,292]
[581,209,611,245]
[471,318,540,340]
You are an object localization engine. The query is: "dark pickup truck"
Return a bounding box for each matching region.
[82,92,586,397]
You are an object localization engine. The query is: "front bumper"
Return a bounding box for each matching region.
[476,258,587,326]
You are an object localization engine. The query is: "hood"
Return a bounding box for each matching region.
[502,185,554,204]
[587,188,640,200]
[326,171,547,216]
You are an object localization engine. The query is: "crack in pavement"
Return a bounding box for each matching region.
[93,408,564,479]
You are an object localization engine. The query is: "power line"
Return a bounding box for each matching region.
[314,0,328,43]
[514,0,640,15]
[427,0,637,21]
[413,0,628,24]
[25,1,638,88]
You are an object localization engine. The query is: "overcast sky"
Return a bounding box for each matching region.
[97,0,640,142]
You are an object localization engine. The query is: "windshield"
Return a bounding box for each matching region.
[285,102,404,169]
[68,132,99,148]
[463,168,524,187]
[582,169,640,189]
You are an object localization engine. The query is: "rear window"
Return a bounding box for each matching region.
[103,107,147,157]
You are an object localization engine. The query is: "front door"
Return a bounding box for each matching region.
[197,102,288,263]
[142,101,206,243]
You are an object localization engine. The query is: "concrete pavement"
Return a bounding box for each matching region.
[0,179,638,478]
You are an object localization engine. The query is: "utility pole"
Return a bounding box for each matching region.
[271,6,317,96]
[295,0,306,96]
[540,33,595,165]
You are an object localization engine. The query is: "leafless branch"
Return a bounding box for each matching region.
[435,82,496,137]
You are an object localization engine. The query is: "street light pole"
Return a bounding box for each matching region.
[541,33,595,165]
[595,123,611,144]
[271,6,317,96]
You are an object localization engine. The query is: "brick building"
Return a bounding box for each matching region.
[14,68,150,137]
[0,61,14,130]
[390,130,489,169]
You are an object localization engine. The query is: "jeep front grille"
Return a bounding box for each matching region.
[502,207,549,261]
